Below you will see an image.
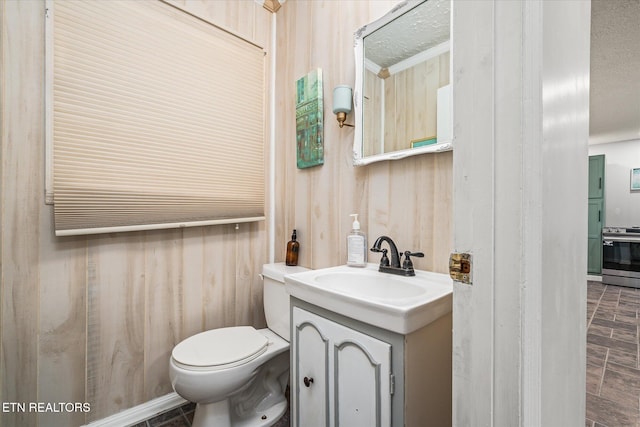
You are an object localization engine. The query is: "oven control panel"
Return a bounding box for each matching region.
[603,226,640,235]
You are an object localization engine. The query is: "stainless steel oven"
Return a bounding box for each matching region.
[602,226,640,288]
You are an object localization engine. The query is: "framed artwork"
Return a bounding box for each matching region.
[631,168,640,191]
[295,69,324,169]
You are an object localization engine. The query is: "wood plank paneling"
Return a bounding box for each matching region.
[86,234,146,421]
[38,205,87,427]
[203,224,237,330]
[1,1,43,425]
[275,0,452,274]
[180,228,205,340]
[144,230,183,401]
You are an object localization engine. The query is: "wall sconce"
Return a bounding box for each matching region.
[333,85,354,128]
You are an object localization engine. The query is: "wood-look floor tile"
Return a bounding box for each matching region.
[600,297,621,307]
[587,282,640,426]
[155,418,190,427]
[607,361,640,378]
[593,317,637,332]
[608,347,638,369]
[598,302,621,312]
[595,309,617,321]
[587,363,604,395]
[600,368,640,409]
[590,324,614,338]
[615,307,640,317]
[148,409,184,427]
[619,302,640,313]
[619,296,640,306]
[183,409,194,424]
[611,326,638,344]
[588,333,638,354]
[587,343,609,367]
[586,392,639,426]
[615,313,640,325]
[620,290,640,296]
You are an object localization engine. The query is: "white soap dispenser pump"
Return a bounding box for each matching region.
[347,214,367,267]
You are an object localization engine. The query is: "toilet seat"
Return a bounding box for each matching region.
[172,326,269,371]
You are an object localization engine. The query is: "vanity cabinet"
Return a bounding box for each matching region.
[290,298,452,427]
[292,306,392,426]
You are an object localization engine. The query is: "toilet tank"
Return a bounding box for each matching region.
[262,263,309,341]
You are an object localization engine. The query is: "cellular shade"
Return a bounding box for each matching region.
[49,0,265,236]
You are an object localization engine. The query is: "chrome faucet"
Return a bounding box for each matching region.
[370,236,424,276]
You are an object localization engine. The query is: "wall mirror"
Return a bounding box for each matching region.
[353,0,452,166]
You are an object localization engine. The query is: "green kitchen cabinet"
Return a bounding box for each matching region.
[588,155,605,275]
[588,199,604,274]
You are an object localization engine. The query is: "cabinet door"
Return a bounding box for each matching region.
[293,308,330,427]
[588,155,605,274]
[588,199,604,274]
[333,323,391,427]
[588,155,605,199]
[292,307,392,427]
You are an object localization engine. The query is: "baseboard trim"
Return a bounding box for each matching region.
[82,392,188,427]
[587,274,603,282]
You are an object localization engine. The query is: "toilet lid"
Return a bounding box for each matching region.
[172,326,269,368]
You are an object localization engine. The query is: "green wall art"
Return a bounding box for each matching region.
[295,69,324,169]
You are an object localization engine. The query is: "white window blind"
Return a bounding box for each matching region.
[46,0,265,236]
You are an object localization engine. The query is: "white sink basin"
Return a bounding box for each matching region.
[285,263,453,334]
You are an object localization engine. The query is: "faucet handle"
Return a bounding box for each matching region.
[405,251,424,258]
[402,251,424,270]
[370,246,390,267]
[379,248,390,267]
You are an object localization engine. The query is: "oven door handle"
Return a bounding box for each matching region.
[603,235,640,243]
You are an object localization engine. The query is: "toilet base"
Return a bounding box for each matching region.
[191,394,287,427]
[190,349,290,427]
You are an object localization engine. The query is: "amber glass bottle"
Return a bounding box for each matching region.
[285,229,299,266]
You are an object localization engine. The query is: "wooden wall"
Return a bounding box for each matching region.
[0,1,272,426]
[0,1,453,426]
[273,1,453,273]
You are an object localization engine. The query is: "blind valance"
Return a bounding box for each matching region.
[47,0,265,236]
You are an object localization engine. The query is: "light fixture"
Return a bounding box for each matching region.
[332,85,354,128]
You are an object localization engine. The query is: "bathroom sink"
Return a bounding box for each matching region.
[284,263,452,334]
[314,272,427,300]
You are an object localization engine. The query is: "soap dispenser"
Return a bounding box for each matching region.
[346,214,367,267]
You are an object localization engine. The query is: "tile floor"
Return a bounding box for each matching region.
[587,281,640,426]
[132,400,290,427]
[130,402,195,427]
[136,281,638,427]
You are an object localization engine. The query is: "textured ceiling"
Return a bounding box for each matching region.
[590,0,640,144]
[364,0,450,69]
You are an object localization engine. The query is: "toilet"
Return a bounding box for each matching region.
[169,263,308,427]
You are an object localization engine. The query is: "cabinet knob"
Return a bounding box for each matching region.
[303,376,314,387]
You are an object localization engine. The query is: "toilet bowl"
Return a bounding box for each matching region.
[169,263,308,427]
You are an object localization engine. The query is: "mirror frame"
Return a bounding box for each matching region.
[353,0,453,166]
